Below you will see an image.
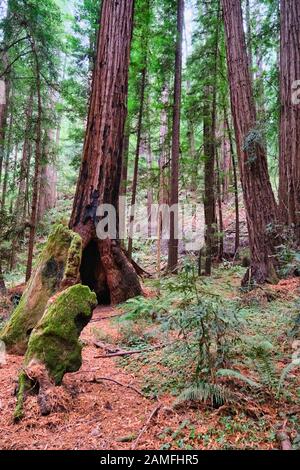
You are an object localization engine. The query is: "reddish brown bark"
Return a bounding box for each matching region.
[222,0,279,285]
[128,66,147,260]
[279,0,300,241]
[225,113,240,255]
[37,129,57,221]
[69,0,141,304]
[168,0,184,272]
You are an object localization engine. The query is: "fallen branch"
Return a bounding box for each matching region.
[87,376,145,398]
[131,404,162,450]
[94,342,173,359]
[90,312,124,323]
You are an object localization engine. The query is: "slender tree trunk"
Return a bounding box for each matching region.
[279,0,300,241]
[168,0,184,272]
[203,1,220,276]
[159,86,169,206]
[0,53,10,186]
[24,140,32,220]
[128,66,147,260]
[69,0,141,304]
[37,129,57,221]
[26,43,43,282]
[15,92,33,221]
[0,260,6,294]
[1,98,13,210]
[146,132,153,239]
[221,120,232,202]
[225,113,240,255]
[216,148,224,259]
[203,86,217,276]
[222,0,279,285]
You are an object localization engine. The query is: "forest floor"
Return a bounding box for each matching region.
[1,267,300,450]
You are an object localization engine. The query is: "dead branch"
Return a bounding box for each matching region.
[131,404,162,450]
[94,342,173,359]
[87,376,146,398]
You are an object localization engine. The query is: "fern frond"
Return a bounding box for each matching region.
[277,358,300,398]
[174,381,232,407]
[216,368,262,389]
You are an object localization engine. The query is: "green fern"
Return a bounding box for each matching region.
[253,349,277,390]
[277,358,300,398]
[174,381,232,407]
[216,368,262,389]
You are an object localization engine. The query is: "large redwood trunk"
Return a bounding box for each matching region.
[222,0,279,285]
[279,0,300,242]
[69,0,142,304]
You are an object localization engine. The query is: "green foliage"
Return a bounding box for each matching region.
[175,381,232,407]
[120,295,170,321]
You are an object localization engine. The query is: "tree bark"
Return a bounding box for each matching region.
[203,1,220,276]
[222,0,279,285]
[279,0,300,241]
[26,40,43,282]
[216,148,224,259]
[69,0,141,304]
[0,259,6,294]
[1,92,13,210]
[203,85,217,276]
[225,113,240,255]
[168,0,184,272]
[0,52,10,187]
[37,129,57,221]
[128,66,147,260]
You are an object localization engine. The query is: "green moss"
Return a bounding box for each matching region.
[24,284,97,385]
[0,224,83,354]
[62,233,82,283]
[14,371,28,422]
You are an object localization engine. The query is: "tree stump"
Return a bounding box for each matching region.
[0,224,82,354]
[14,284,97,421]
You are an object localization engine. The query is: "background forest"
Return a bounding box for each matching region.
[0,0,299,451]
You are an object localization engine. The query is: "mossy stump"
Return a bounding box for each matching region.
[0,224,83,354]
[14,284,97,420]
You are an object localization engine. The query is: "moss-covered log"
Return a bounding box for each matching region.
[0,224,82,354]
[14,284,97,420]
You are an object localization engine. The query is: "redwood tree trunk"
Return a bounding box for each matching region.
[37,129,57,221]
[225,113,240,255]
[222,0,279,285]
[69,0,141,304]
[128,66,147,260]
[279,0,300,242]
[168,0,184,272]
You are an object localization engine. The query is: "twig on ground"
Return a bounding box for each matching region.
[90,313,124,323]
[131,404,162,450]
[94,342,173,359]
[86,376,146,398]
